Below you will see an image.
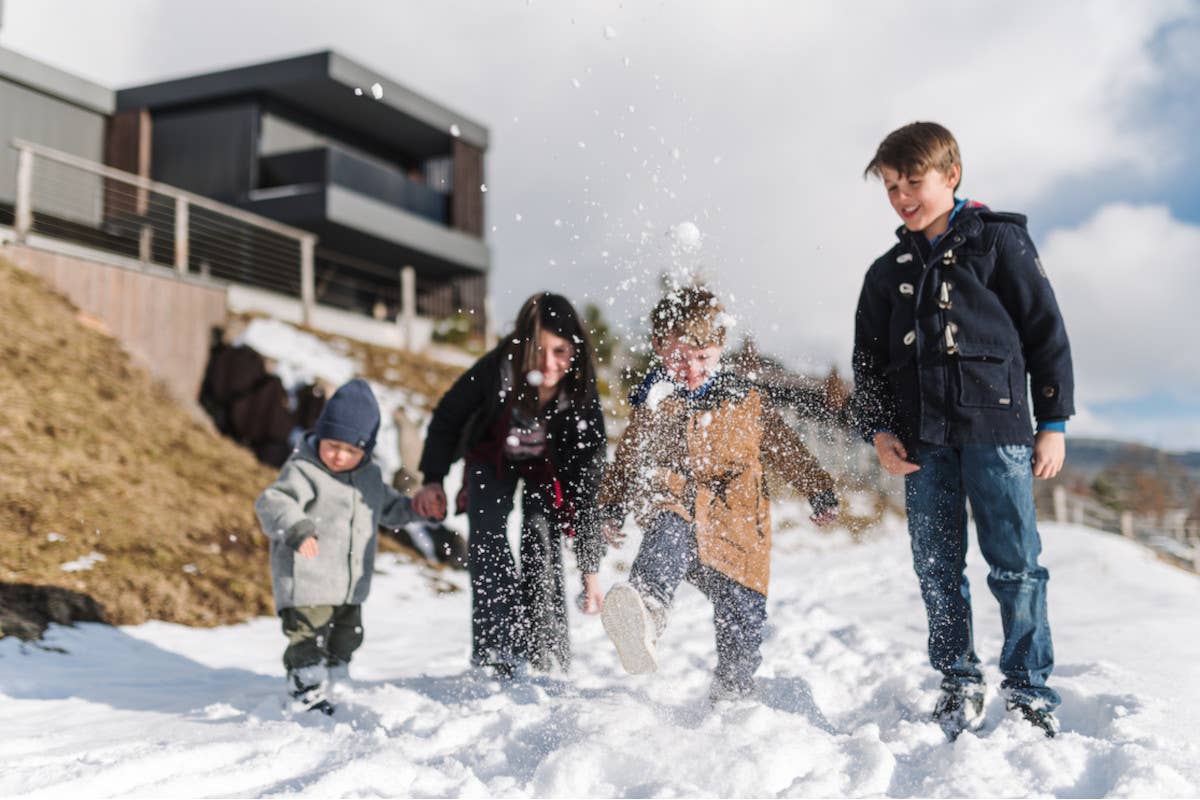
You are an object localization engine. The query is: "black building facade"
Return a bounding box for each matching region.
[113,51,489,327]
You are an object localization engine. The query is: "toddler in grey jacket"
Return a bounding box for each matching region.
[255,378,418,714]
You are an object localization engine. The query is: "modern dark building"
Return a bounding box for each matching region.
[113,50,489,325]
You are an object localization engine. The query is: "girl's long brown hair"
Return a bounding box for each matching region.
[505,292,598,415]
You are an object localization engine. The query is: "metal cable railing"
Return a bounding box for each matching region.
[8,139,319,324]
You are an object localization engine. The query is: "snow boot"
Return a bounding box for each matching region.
[288,664,334,715]
[488,662,518,681]
[326,661,351,698]
[601,583,658,675]
[708,677,758,706]
[1006,698,1059,738]
[931,680,985,740]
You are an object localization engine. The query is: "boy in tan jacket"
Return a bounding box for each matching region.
[598,286,839,701]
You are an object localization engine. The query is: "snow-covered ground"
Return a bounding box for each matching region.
[3,506,1199,798]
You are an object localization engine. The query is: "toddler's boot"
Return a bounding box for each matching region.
[288,664,334,715]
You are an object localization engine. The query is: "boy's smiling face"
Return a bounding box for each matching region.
[654,335,723,391]
[318,439,365,472]
[881,163,961,240]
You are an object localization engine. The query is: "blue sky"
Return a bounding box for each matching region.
[3,0,1198,450]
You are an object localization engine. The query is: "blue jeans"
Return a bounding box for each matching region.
[630,513,768,693]
[466,462,568,672]
[904,443,1059,708]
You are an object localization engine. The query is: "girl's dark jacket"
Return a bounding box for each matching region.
[852,202,1074,449]
[417,345,608,572]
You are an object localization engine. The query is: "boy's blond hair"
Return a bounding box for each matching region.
[650,285,726,348]
[864,121,962,189]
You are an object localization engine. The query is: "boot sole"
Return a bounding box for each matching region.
[601,584,657,675]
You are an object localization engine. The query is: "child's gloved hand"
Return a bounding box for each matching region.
[602,520,626,548]
[810,508,839,527]
[576,573,604,615]
[298,536,319,560]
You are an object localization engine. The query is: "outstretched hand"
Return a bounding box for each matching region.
[412,483,448,521]
[810,508,839,527]
[873,432,920,476]
[577,573,604,615]
[602,520,626,548]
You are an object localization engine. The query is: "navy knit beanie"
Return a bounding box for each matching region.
[313,378,380,455]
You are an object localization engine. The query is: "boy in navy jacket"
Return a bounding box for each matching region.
[853,122,1073,738]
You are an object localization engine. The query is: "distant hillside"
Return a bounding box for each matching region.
[0,258,280,639]
[1066,437,1200,483]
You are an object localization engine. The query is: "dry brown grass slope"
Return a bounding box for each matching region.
[0,258,288,635]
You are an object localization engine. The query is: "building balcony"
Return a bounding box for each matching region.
[242,145,488,281]
[257,145,450,226]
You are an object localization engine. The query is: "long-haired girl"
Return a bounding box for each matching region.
[413,293,607,677]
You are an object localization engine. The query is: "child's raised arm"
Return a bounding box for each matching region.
[379,484,420,530]
[759,406,839,524]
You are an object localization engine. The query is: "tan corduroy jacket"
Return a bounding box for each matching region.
[599,372,835,595]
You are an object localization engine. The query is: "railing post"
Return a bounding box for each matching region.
[300,236,315,327]
[1052,486,1067,523]
[138,226,153,264]
[484,294,498,351]
[14,147,34,243]
[174,198,189,274]
[400,265,416,350]
[1120,511,1134,538]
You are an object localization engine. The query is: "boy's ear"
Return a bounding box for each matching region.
[946,163,962,190]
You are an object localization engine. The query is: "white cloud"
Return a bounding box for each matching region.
[1040,203,1200,405]
[2,1,1196,416]
[1063,403,1122,441]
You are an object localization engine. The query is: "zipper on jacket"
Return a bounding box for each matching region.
[345,472,357,604]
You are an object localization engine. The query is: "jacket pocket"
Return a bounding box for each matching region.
[956,348,1013,409]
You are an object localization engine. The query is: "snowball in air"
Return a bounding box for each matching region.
[370,82,384,100]
[671,221,702,252]
[526,370,545,387]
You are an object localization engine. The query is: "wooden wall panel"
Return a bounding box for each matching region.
[3,245,227,405]
[451,139,485,237]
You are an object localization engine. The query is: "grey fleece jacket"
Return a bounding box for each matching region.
[255,437,418,611]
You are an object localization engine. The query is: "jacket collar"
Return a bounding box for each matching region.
[894,199,987,248]
[630,367,726,408]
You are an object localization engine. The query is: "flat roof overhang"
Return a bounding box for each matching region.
[243,183,489,279]
[117,50,487,159]
[0,45,115,113]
